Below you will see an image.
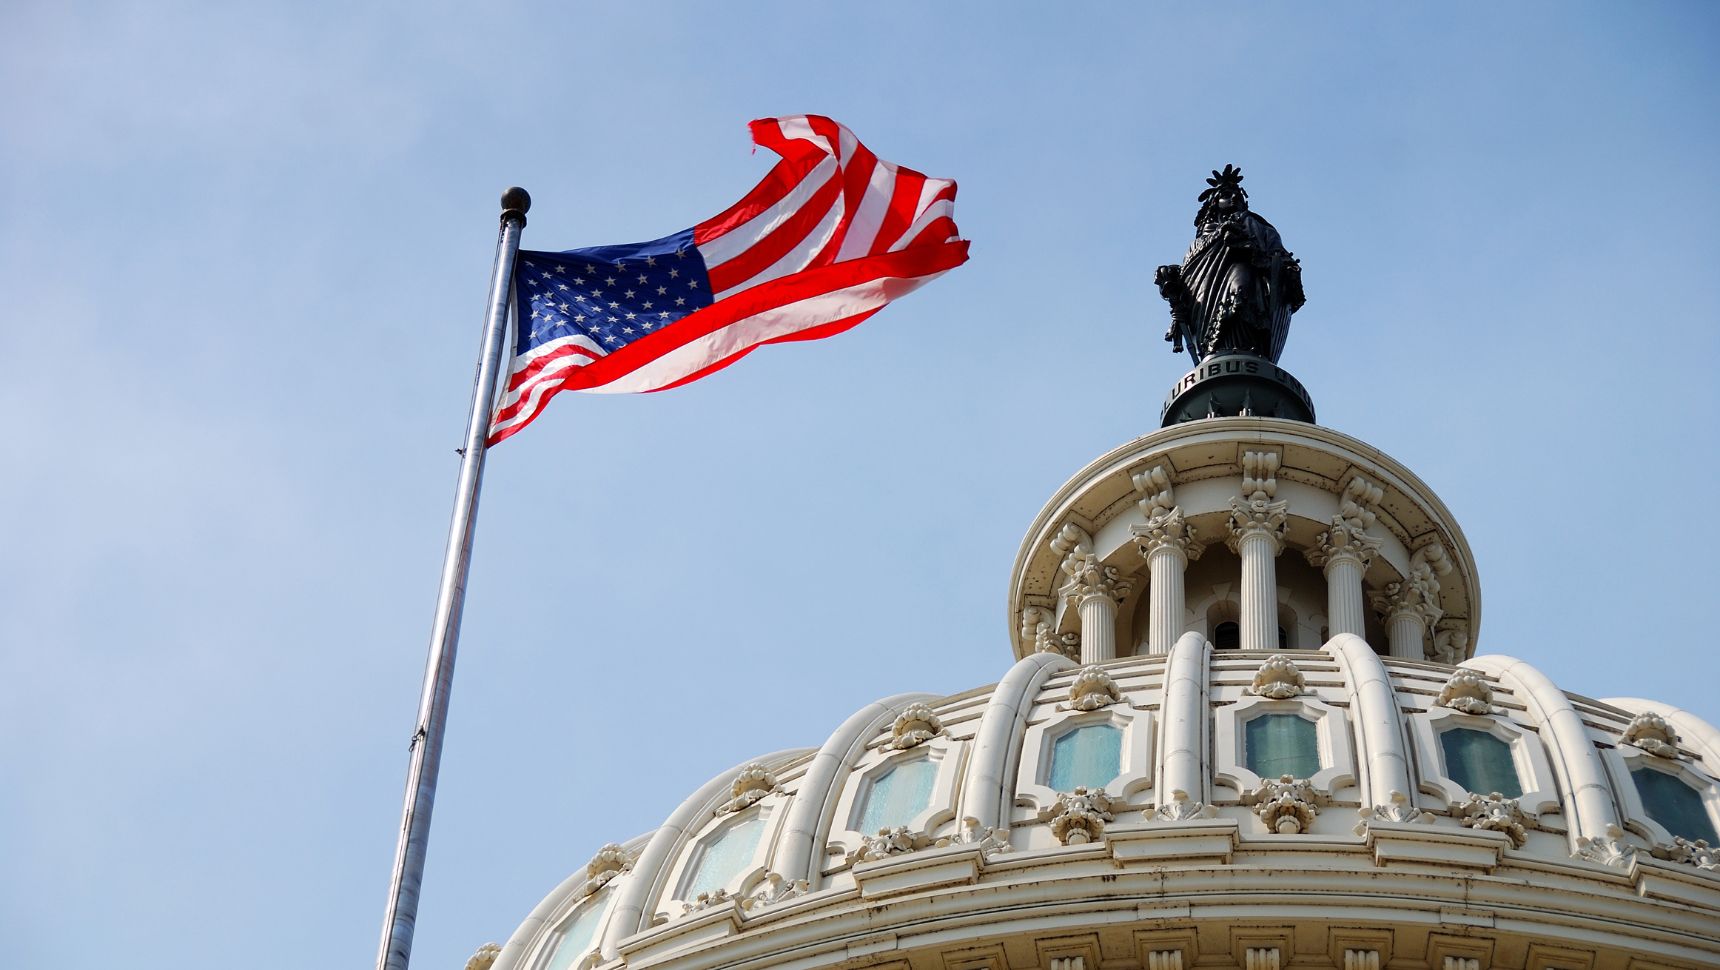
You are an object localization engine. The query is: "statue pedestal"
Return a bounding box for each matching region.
[1160,354,1316,427]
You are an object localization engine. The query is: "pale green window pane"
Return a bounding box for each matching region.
[1244,714,1320,779]
[684,815,765,898]
[544,889,609,970]
[857,757,938,833]
[1632,768,1719,844]
[1049,723,1123,791]
[1439,728,1522,798]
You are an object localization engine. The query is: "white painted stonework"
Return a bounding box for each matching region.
[485,417,1720,970]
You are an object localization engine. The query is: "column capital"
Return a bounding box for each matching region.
[1372,542,1452,628]
[1226,496,1288,554]
[1132,506,1206,564]
[1020,606,1079,659]
[1305,517,1383,573]
[1059,553,1134,608]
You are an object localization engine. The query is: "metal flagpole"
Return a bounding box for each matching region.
[375,186,531,970]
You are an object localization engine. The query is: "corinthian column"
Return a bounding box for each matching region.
[1061,556,1133,663]
[1227,451,1288,652]
[1052,523,1134,664]
[1130,464,1205,656]
[1370,543,1451,660]
[1132,508,1204,656]
[1306,519,1381,639]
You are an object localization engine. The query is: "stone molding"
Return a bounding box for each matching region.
[1068,665,1121,711]
[717,763,780,815]
[1455,791,1533,848]
[1245,774,1322,834]
[888,703,945,750]
[1042,787,1115,845]
[1434,669,1494,715]
[1372,542,1452,628]
[1249,654,1305,699]
[1622,711,1683,759]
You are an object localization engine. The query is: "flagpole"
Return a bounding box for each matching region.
[375,186,530,970]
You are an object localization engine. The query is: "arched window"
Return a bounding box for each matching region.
[1631,767,1720,844]
[1049,723,1123,791]
[1439,728,1521,798]
[683,814,766,899]
[1244,713,1320,779]
[856,756,938,833]
[543,889,610,970]
[1213,621,1240,650]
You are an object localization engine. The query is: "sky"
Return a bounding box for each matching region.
[3,3,1718,968]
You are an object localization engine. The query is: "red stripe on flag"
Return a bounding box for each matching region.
[868,168,927,256]
[705,171,843,295]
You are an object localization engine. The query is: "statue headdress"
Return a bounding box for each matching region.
[1197,164,1247,204]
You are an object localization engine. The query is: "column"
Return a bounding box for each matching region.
[1060,554,1132,663]
[1227,450,1289,652]
[1369,543,1449,660]
[1305,518,1381,639]
[1227,500,1287,652]
[1132,507,1204,655]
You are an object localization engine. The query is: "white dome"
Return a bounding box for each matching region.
[491,643,1720,970]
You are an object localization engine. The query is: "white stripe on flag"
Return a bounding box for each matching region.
[887,196,957,252]
[833,161,900,262]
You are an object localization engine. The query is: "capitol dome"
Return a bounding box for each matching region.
[481,414,1720,970]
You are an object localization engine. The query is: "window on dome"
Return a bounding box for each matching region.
[856,756,938,834]
[1244,713,1319,779]
[683,814,765,899]
[1049,723,1123,791]
[543,889,610,970]
[1213,621,1240,649]
[1439,728,1522,798]
[1632,767,1720,844]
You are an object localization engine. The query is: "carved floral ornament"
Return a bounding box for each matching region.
[1573,823,1637,868]
[682,871,812,914]
[1130,464,1204,562]
[852,816,1010,863]
[1654,836,1720,872]
[1249,655,1305,699]
[579,842,635,897]
[1434,668,1493,715]
[464,943,502,970]
[1227,450,1288,552]
[1353,790,1434,835]
[1372,542,1452,628]
[1053,522,1133,607]
[1021,606,1080,659]
[888,703,944,750]
[1620,711,1682,759]
[1455,791,1533,848]
[1154,788,1217,822]
[1246,775,1321,833]
[717,763,779,815]
[1068,665,1121,711]
[1042,786,1115,845]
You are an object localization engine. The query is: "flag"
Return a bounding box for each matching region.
[485,115,970,445]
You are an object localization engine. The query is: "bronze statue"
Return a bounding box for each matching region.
[1156,165,1304,364]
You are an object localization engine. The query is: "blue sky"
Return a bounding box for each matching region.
[3,3,1717,968]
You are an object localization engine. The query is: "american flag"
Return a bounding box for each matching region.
[485,115,969,445]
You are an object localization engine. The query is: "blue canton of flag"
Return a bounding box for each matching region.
[515,230,715,362]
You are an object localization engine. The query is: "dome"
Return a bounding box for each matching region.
[487,596,1720,969]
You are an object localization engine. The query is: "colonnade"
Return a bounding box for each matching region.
[1050,457,1442,662]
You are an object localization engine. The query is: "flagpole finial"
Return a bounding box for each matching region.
[500,186,531,224]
